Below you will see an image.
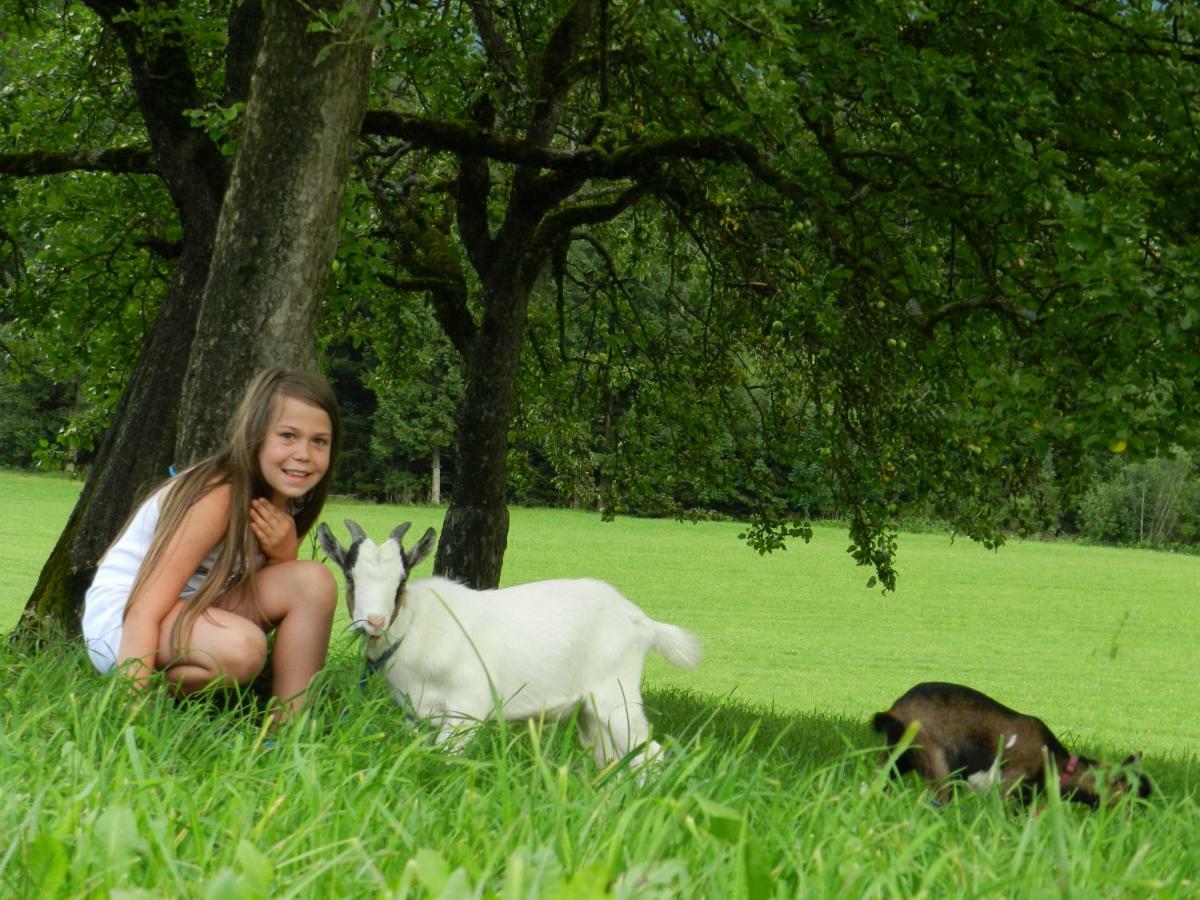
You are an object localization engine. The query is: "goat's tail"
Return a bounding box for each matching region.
[650,622,702,669]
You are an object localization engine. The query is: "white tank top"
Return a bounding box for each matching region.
[82,486,223,648]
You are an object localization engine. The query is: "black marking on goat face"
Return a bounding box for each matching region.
[389,574,407,627]
[341,539,361,621]
[373,524,434,630]
[384,535,411,628]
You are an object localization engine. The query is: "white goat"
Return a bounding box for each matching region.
[317,519,701,769]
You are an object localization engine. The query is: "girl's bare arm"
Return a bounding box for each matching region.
[116,484,233,687]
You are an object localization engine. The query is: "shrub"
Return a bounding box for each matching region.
[1079,453,1197,548]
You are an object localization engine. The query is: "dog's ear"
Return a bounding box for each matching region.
[872,711,907,746]
[1125,752,1153,794]
[1117,752,1152,798]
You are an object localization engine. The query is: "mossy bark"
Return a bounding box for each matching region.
[17,0,377,639]
[17,1,231,642]
[175,0,379,463]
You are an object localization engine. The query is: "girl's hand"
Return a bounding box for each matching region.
[250,497,299,564]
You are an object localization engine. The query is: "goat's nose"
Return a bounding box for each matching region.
[367,614,386,630]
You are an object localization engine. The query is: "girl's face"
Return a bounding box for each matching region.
[257,395,334,508]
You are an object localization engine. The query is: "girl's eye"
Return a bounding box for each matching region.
[314,437,329,447]
[279,431,295,441]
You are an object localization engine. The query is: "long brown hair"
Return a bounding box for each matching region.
[121,369,342,652]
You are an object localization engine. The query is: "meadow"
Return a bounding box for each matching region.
[2,468,1199,897]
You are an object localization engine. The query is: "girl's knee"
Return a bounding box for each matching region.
[311,559,337,595]
[224,625,269,683]
[297,559,337,614]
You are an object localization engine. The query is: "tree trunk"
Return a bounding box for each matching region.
[18,253,214,637]
[17,1,232,640]
[430,446,441,504]
[175,0,379,463]
[434,278,533,588]
[18,0,376,638]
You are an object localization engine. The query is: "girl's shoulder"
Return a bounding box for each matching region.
[194,477,234,516]
[168,479,236,551]
[163,469,235,522]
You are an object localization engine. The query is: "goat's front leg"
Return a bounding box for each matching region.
[431,711,482,753]
[427,720,472,753]
[403,681,491,753]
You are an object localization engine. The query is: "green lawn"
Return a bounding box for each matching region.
[3,468,1200,896]
[6,468,1198,754]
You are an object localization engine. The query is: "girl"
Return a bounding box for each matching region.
[82,368,341,719]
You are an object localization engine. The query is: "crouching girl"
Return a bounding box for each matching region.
[82,368,341,720]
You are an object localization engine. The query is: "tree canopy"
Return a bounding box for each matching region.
[4,0,1200,632]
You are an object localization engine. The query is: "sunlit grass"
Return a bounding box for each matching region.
[3,468,1200,895]
[5,468,1200,751]
[317,497,1200,756]
[2,638,1198,897]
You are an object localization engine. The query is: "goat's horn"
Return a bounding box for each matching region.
[388,522,412,546]
[344,519,368,544]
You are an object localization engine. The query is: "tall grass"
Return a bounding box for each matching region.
[3,637,1198,898]
[4,469,1200,895]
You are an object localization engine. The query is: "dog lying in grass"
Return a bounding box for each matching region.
[873,682,1150,806]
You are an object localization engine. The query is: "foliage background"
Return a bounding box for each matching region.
[5,2,1200,566]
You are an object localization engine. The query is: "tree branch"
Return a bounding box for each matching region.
[365,165,479,359]
[0,147,155,177]
[905,293,1038,333]
[1055,1,1200,63]
[539,183,650,239]
[377,271,462,295]
[362,110,814,207]
[524,0,598,145]
[81,0,227,235]
[456,96,498,278]
[465,0,520,100]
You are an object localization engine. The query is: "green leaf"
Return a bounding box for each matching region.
[412,848,452,892]
[694,795,745,844]
[742,836,775,900]
[92,805,143,871]
[24,834,68,900]
[202,869,242,900]
[235,839,275,897]
[552,864,614,899]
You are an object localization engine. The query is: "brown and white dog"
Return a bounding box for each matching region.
[872,682,1150,806]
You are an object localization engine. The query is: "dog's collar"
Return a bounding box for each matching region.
[1060,755,1080,788]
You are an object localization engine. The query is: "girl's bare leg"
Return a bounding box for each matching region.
[156,603,269,692]
[219,560,337,719]
[154,561,335,718]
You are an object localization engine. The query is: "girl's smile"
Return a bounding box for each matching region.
[258,396,333,507]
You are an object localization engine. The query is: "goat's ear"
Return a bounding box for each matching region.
[404,527,437,572]
[388,522,412,547]
[344,519,368,545]
[316,523,345,568]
